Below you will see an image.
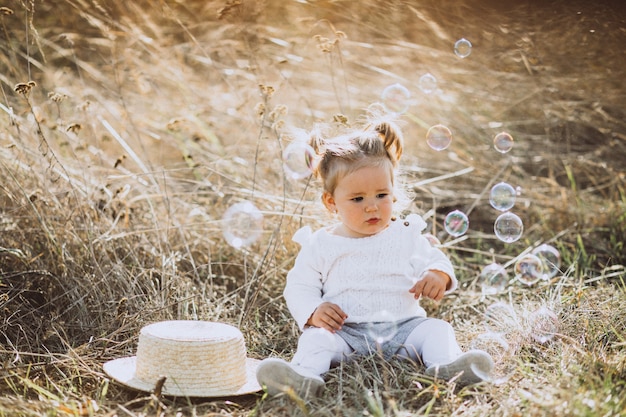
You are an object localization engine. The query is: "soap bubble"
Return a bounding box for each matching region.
[528,306,559,343]
[493,132,514,153]
[366,310,398,345]
[418,73,437,94]
[283,141,315,180]
[454,38,472,58]
[483,302,519,334]
[221,201,264,249]
[478,263,509,295]
[489,182,516,211]
[494,212,523,243]
[426,124,453,151]
[470,332,516,384]
[444,210,469,237]
[423,233,441,247]
[381,83,411,114]
[514,254,543,285]
[531,244,561,280]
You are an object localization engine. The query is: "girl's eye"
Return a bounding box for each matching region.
[351,197,364,202]
[376,193,389,199]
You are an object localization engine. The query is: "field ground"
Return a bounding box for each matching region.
[0,1,625,416]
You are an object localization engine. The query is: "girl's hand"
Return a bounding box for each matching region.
[409,270,451,301]
[306,302,348,333]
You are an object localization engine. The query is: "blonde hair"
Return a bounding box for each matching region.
[309,117,404,196]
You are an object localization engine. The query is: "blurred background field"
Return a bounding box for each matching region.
[0,1,625,416]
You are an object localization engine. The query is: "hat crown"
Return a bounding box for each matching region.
[135,321,247,396]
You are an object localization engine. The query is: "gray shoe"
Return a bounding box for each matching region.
[425,350,494,386]
[256,358,325,398]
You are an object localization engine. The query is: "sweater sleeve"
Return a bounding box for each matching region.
[413,237,458,293]
[407,214,458,293]
[283,227,325,330]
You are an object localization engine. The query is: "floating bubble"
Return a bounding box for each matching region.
[426,124,453,151]
[381,83,411,114]
[366,101,388,115]
[531,244,561,280]
[494,212,523,243]
[444,210,469,237]
[483,302,519,334]
[423,232,441,247]
[470,332,516,384]
[528,306,559,343]
[493,132,514,153]
[418,73,437,94]
[514,254,543,285]
[454,38,472,58]
[489,182,516,212]
[221,200,264,249]
[283,141,315,180]
[366,310,398,345]
[478,263,509,295]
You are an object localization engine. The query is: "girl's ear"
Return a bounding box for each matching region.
[322,191,336,213]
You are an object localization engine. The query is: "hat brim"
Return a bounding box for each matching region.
[103,356,261,397]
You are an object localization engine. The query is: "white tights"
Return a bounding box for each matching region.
[291,318,462,376]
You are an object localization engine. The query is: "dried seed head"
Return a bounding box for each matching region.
[114,155,126,168]
[66,123,82,133]
[59,33,76,47]
[0,7,13,15]
[333,114,349,125]
[48,92,69,102]
[274,104,288,116]
[14,81,36,95]
[166,117,186,131]
[78,100,91,111]
[271,120,285,131]
[254,102,266,118]
[258,84,275,98]
[269,104,288,122]
[314,34,344,53]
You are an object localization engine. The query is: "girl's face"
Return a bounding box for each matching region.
[323,164,394,238]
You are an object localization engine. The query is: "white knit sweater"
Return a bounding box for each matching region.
[283,214,458,330]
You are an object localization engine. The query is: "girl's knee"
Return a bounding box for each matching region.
[401,318,459,357]
[293,327,351,373]
[422,318,455,334]
[298,327,343,352]
[300,327,336,342]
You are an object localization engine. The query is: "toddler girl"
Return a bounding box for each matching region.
[256,116,493,398]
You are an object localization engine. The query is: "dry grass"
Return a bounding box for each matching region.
[0,0,625,416]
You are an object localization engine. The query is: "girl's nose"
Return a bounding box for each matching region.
[365,203,377,212]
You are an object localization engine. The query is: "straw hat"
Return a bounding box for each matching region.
[103,320,261,397]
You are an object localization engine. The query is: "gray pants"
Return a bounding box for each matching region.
[291,317,463,376]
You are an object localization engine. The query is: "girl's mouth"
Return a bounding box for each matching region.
[366,218,380,225]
